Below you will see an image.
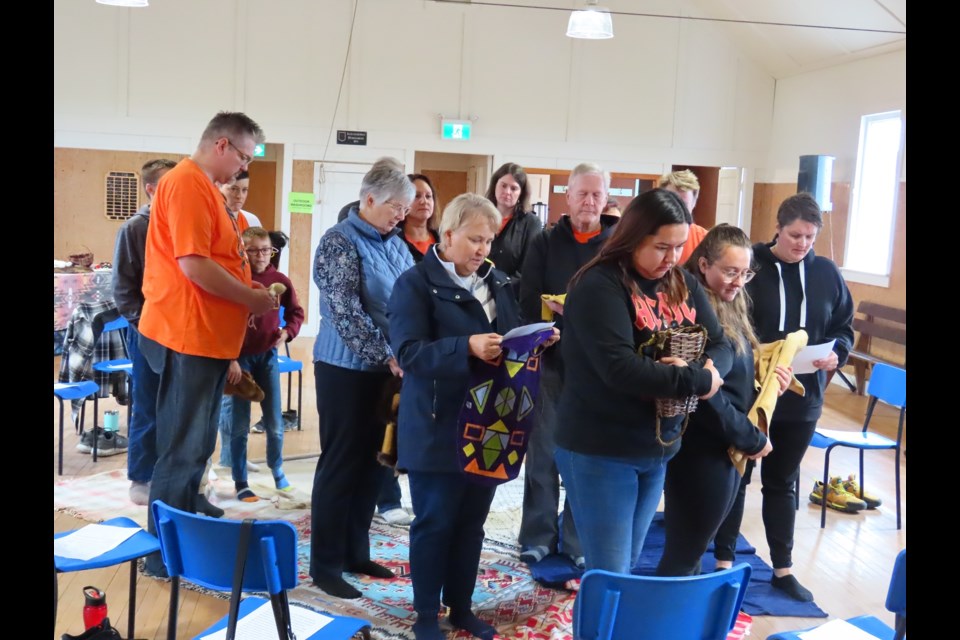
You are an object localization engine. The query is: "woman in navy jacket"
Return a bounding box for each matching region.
[388,193,557,640]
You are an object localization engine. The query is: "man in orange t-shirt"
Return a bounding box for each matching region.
[660,169,708,264]
[138,111,277,576]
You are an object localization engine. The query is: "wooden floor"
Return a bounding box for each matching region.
[54,339,906,639]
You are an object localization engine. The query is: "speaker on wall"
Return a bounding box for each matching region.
[797,155,834,212]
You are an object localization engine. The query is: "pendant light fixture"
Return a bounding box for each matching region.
[96,0,149,7]
[566,0,614,40]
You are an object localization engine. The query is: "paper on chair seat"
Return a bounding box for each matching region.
[200,601,333,640]
[798,618,886,640]
[54,523,140,561]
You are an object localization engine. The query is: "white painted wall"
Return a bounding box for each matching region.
[760,49,906,184]
[54,0,775,174]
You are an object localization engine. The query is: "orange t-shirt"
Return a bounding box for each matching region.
[573,228,602,244]
[678,223,708,265]
[139,158,252,359]
[409,235,436,256]
[498,214,513,235]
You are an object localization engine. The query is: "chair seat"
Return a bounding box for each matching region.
[766,614,895,640]
[197,597,371,640]
[92,358,133,374]
[278,355,303,373]
[54,380,100,400]
[811,429,897,450]
[55,516,160,573]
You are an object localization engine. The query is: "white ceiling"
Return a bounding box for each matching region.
[442,0,906,79]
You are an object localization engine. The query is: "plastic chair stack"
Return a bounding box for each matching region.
[54,381,99,475]
[277,305,303,431]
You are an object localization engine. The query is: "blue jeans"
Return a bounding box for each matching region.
[126,323,159,484]
[377,468,402,513]
[141,334,229,574]
[227,349,284,483]
[555,446,674,574]
[217,395,234,467]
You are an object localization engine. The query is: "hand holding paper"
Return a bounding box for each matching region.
[791,339,837,375]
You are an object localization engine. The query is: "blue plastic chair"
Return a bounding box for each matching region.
[54,516,161,640]
[277,305,303,430]
[807,362,905,529]
[151,500,370,640]
[54,380,99,475]
[573,563,752,640]
[767,549,905,640]
[91,311,134,461]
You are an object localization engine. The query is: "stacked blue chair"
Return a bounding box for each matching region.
[277,305,303,430]
[573,563,752,640]
[768,549,905,640]
[54,516,161,639]
[54,381,99,475]
[91,311,134,462]
[152,500,370,639]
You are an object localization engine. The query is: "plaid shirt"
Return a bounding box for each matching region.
[57,300,130,423]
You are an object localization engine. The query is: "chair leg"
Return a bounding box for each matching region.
[859,450,865,501]
[58,398,65,476]
[895,446,902,530]
[296,370,302,431]
[92,394,99,463]
[168,576,179,640]
[821,448,833,529]
[286,371,293,413]
[128,559,137,640]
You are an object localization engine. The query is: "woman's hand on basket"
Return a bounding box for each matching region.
[699,358,724,400]
[469,333,503,361]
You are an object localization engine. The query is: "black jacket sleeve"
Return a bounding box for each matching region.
[518,228,549,324]
[111,217,148,325]
[825,262,855,366]
[688,276,735,378]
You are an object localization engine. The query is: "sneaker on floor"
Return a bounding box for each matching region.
[76,428,128,456]
[129,481,150,506]
[519,545,550,564]
[838,474,882,509]
[246,460,261,473]
[380,507,415,526]
[250,419,265,434]
[809,480,867,513]
[282,410,298,430]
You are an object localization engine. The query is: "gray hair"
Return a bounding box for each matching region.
[569,162,610,192]
[359,157,414,204]
[438,193,502,249]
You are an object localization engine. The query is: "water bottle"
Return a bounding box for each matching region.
[82,586,108,629]
[103,410,120,433]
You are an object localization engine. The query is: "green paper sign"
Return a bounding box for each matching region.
[289,192,315,214]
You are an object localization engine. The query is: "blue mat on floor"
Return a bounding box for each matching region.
[528,513,828,618]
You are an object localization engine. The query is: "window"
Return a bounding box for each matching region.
[842,111,903,286]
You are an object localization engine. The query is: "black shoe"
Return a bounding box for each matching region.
[771,574,814,602]
[195,494,224,518]
[60,617,123,640]
[250,419,265,434]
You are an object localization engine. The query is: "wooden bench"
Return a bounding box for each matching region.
[841,301,906,395]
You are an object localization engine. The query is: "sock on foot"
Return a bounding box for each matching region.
[412,614,444,640]
[235,482,259,503]
[771,574,814,602]
[346,560,395,579]
[273,470,291,491]
[312,574,361,599]
[448,609,497,640]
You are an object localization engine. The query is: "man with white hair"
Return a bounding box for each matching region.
[517,162,620,575]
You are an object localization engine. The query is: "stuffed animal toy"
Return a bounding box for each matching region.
[224,370,265,403]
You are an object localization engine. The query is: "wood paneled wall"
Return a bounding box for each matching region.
[290,160,315,326]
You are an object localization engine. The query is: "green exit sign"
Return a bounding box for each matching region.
[254,143,266,157]
[441,119,472,141]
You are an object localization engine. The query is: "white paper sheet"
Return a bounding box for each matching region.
[200,601,333,640]
[501,321,555,341]
[797,618,886,640]
[53,523,141,561]
[791,339,837,375]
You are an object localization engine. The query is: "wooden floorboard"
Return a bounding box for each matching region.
[54,340,906,639]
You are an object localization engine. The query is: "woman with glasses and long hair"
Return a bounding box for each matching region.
[712,193,854,602]
[484,162,542,295]
[553,188,726,575]
[656,224,784,577]
[309,160,416,600]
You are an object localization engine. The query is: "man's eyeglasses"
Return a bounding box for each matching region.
[715,265,757,284]
[226,138,254,165]
[246,247,279,256]
[385,200,411,216]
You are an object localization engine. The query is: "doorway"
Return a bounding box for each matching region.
[413,151,492,218]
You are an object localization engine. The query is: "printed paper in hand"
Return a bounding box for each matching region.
[798,618,887,640]
[200,601,333,640]
[501,321,554,341]
[53,524,141,561]
[791,339,837,375]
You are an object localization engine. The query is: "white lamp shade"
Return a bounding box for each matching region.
[96,0,149,6]
[566,7,614,39]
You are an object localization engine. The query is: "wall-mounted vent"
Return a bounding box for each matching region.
[105,171,140,220]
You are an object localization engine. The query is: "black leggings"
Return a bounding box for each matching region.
[657,444,740,576]
[713,418,817,569]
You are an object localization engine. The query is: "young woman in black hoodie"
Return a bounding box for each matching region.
[554,189,726,575]
[657,224,786,577]
[712,193,854,601]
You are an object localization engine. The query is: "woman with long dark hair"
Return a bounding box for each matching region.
[484,162,542,293]
[554,188,726,574]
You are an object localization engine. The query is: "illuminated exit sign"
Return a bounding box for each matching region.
[441,119,472,141]
[254,143,266,157]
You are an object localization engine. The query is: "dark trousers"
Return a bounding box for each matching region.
[714,418,818,569]
[310,361,390,580]
[657,444,739,576]
[377,469,403,513]
[407,471,497,616]
[126,323,160,484]
[141,335,229,574]
[519,363,581,558]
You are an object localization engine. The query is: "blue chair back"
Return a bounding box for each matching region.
[867,363,906,409]
[886,549,906,618]
[574,563,751,640]
[103,315,129,333]
[151,500,298,595]
[279,304,287,329]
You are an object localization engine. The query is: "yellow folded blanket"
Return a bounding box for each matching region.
[728,329,808,476]
[541,293,567,322]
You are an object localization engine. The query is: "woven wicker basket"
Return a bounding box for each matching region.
[648,325,708,446]
[68,251,94,268]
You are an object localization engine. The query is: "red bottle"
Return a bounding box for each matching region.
[82,586,108,629]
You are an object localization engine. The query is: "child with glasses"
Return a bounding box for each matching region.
[223,227,305,501]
